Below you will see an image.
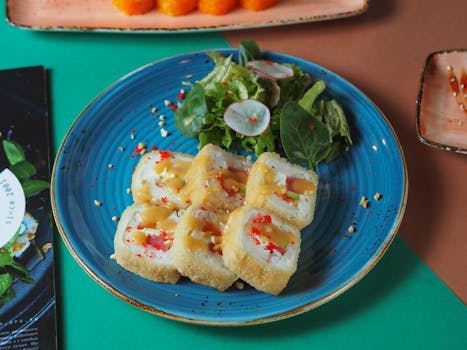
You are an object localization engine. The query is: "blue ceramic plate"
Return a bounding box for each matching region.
[51,49,407,325]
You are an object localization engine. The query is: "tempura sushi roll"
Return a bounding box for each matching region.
[114,202,181,284]
[172,205,237,291]
[245,152,318,229]
[181,144,251,211]
[222,205,301,295]
[132,150,193,209]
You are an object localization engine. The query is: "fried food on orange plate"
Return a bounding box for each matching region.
[240,0,277,11]
[198,0,238,15]
[158,0,198,16]
[112,0,156,15]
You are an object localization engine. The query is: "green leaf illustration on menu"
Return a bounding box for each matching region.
[1,139,50,306]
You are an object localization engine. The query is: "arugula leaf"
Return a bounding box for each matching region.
[323,99,353,145]
[280,102,331,170]
[2,139,26,165]
[239,40,262,67]
[174,83,207,138]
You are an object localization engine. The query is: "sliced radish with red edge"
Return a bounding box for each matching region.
[246,60,294,80]
[224,99,270,137]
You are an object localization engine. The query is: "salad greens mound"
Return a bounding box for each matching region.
[174,40,352,170]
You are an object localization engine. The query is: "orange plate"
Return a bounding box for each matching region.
[6,0,367,33]
[417,49,467,154]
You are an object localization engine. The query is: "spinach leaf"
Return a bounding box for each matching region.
[174,83,207,138]
[280,102,331,170]
[239,40,262,67]
[2,139,25,165]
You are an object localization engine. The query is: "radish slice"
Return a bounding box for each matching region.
[246,60,294,80]
[224,100,270,136]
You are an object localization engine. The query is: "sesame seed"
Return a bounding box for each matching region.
[158,121,166,127]
[235,280,245,290]
[360,196,369,208]
[94,199,103,206]
[447,65,453,71]
[130,134,135,140]
[126,188,131,194]
[118,146,125,152]
[348,225,356,233]
[159,114,166,120]
[112,216,119,222]
[373,192,382,200]
[164,99,171,106]
[161,128,169,137]
[110,253,116,260]
[107,163,114,169]
[151,107,158,113]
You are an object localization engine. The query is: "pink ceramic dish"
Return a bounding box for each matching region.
[6,0,367,33]
[417,49,467,154]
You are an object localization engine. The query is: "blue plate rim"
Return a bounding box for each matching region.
[51,48,409,326]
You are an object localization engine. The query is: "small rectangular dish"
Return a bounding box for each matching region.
[416,49,467,154]
[6,0,368,33]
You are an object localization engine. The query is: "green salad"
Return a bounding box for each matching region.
[174,40,352,171]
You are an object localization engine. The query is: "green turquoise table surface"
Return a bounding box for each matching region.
[1,5,466,349]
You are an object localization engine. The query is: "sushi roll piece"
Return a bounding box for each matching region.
[171,205,237,291]
[132,150,193,209]
[245,152,318,229]
[114,202,181,283]
[222,205,301,295]
[181,144,251,212]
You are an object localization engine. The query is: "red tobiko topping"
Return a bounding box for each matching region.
[144,232,171,252]
[252,214,272,224]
